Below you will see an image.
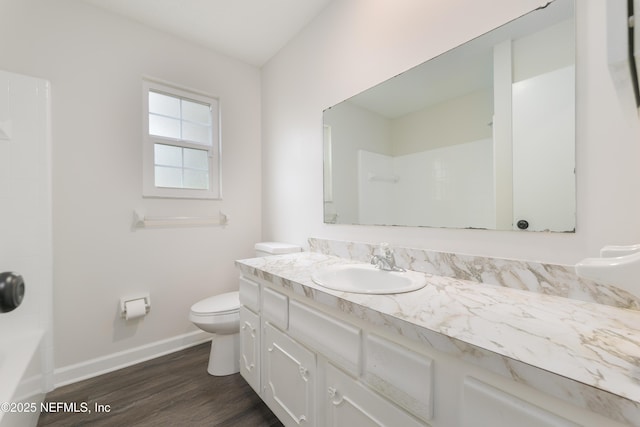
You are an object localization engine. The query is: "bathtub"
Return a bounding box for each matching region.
[0,329,46,427]
[0,69,54,427]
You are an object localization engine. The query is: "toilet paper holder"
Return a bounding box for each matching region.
[120,294,151,319]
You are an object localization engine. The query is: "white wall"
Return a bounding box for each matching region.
[0,0,262,379]
[262,0,640,265]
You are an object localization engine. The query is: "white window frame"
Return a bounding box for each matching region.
[142,78,221,199]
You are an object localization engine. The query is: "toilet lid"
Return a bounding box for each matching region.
[191,291,240,315]
[255,242,301,254]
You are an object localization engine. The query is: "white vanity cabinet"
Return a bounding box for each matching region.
[238,274,430,427]
[236,272,622,427]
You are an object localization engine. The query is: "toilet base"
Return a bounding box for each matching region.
[207,332,240,376]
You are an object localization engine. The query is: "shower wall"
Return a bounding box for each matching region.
[358,138,494,228]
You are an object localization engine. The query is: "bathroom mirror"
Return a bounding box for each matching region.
[323,0,575,232]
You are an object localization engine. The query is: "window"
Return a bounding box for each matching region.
[142,79,221,199]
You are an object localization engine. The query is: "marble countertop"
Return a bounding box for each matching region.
[236,252,640,425]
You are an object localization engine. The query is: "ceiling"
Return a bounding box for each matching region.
[80,0,334,67]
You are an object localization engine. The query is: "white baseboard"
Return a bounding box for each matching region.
[53,331,211,388]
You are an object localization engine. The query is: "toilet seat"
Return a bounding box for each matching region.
[189,291,240,336]
[190,311,239,321]
[190,291,239,316]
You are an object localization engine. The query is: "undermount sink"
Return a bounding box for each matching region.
[311,264,427,294]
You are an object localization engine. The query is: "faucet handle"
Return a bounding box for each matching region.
[372,243,405,272]
[379,242,390,254]
[380,242,396,258]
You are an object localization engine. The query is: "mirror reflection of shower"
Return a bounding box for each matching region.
[323,125,338,224]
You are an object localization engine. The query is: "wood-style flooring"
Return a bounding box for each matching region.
[37,342,283,427]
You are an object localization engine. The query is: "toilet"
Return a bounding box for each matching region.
[189,291,241,376]
[189,242,301,376]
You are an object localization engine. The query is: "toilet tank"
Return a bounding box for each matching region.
[255,242,301,257]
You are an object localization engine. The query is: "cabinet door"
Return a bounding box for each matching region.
[325,363,426,427]
[239,306,261,394]
[263,322,316,426]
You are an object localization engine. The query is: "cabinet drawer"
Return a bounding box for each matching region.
[325,362,426,427]
[364,333,433,421]
[462,377,579,427]
[239,276,260,312]
[289,300,361,374]
[262,286,288,330]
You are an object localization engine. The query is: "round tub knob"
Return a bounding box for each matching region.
[0,272,25,313]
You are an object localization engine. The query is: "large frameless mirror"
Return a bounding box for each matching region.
[323,0,575,232]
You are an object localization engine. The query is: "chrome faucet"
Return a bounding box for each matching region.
[370,243,405,272]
